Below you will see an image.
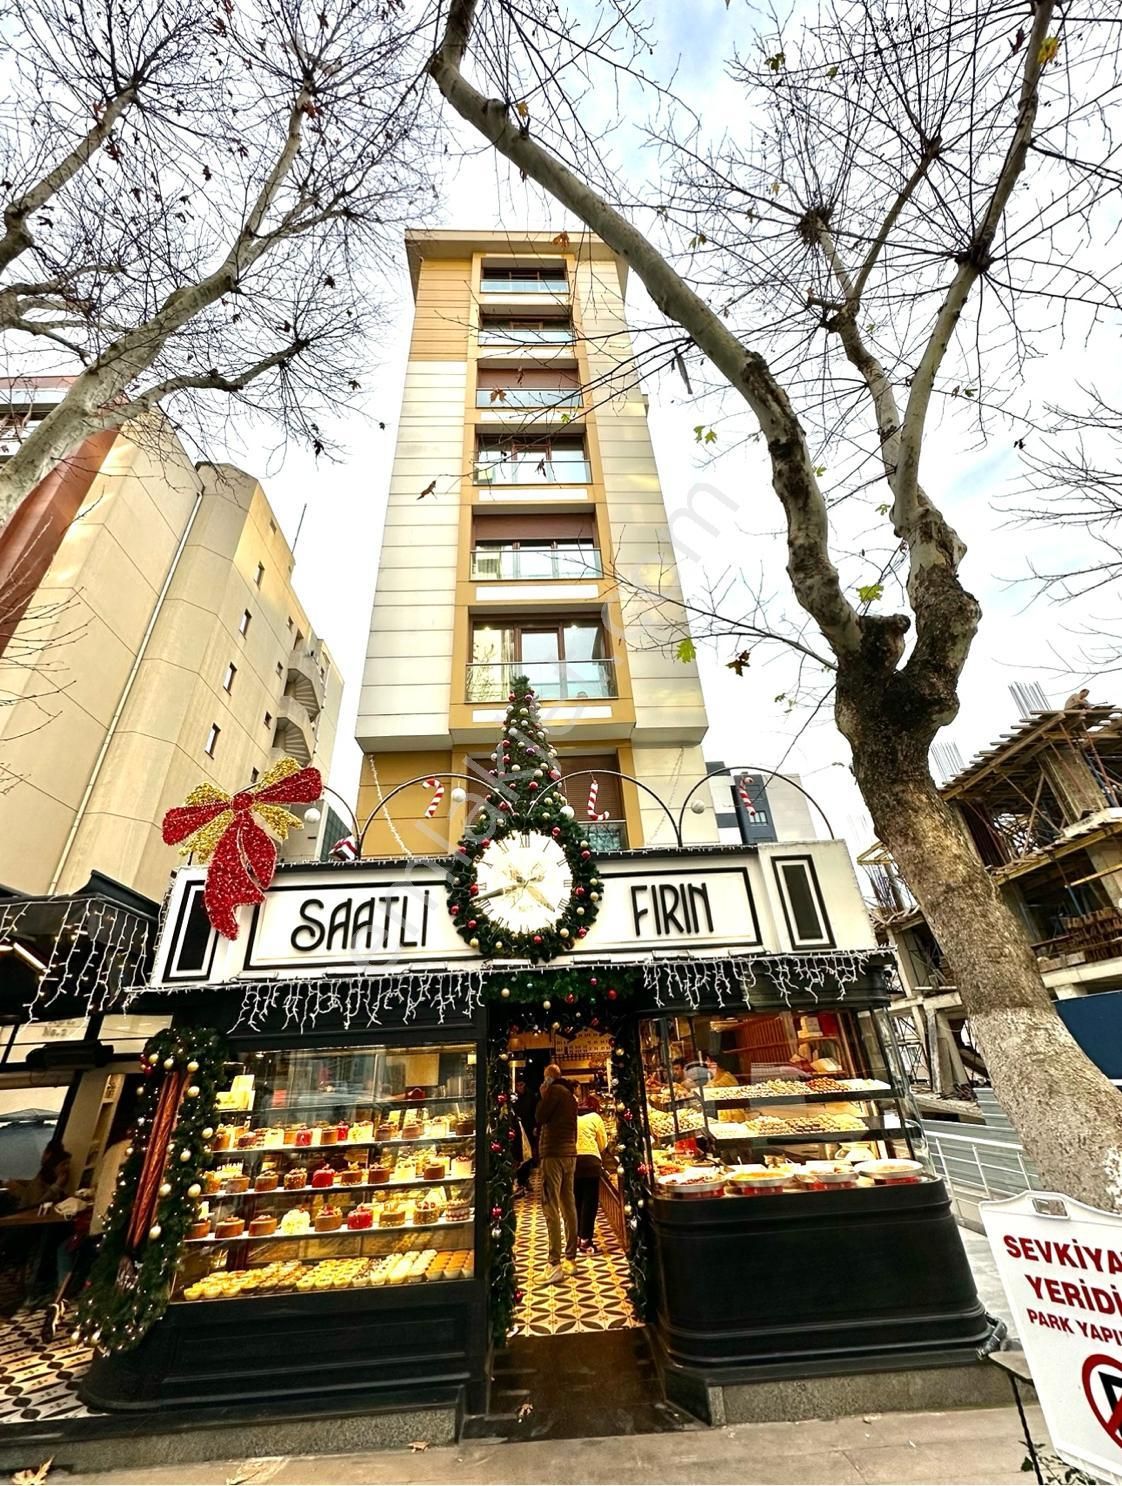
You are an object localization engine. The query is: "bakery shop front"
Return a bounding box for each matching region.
[76,686,998,1427]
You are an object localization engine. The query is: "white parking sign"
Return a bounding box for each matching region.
[983,1190,1122,1485]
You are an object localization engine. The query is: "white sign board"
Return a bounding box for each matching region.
[982,1190,1122,1485]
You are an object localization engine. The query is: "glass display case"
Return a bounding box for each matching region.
[174,1042,478,1302]
[640,1006,933,1198]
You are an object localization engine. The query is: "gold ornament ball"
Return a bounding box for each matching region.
[187,1183,202,1199]
[147,1052,161,1066]
[179,1149,192,1162]
[186,1085,200,1098]
[163,1056,175,1070]
[158,1182,172,1197]
[500,987,511,998]
[187,1060,200,1073]
[202,1127,214,1140]
[149,1224,162,1240]
[469,937,480,949]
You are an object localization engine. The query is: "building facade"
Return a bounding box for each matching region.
[356,230,722,854]
[860,702,1122,1095]
[0,401,341,902]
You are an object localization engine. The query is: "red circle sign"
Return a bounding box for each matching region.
[1082,1352,1122,1449]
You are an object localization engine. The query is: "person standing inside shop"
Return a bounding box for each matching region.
[513,1076,539,1197]
[536,1063,578,1281]
[574,1089,607,1254]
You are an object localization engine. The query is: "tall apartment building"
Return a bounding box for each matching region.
[357,229,737,850]
[0,397,341,901]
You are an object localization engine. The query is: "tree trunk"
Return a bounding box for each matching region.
[0,395,112,528]
[854,748,1122,1210]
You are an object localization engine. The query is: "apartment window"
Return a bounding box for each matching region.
[468,617,613,702]
[264,711,273,729]
[471,513,600,580]
[478,313,573,345]
[204,724,220,757]
[255,562,265,587]
[476,365,581,411]
[250,767,260,784]
[480,262,567,295]
[222,662,237,694]
[771,856,834,949]
[269,519,277,535]
[276,661,284,677]
[475,435,590,486]
[558,754,627,851]
[239,609,252,636]
[287,616,294,631]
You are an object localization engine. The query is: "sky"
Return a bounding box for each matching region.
[227,0,1112,861]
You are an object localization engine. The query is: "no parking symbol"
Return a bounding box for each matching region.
[1083,1354,1122,1448]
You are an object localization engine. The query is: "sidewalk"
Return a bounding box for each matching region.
[58,1403,1050,1484]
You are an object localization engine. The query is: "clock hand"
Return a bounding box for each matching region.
[475,885,518,902]
[522,880,556,909]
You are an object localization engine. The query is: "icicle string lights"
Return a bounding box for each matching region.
[0,895,153,1019]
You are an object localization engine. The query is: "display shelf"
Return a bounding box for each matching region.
[216,1094,475,1116]
[699,1088,901,1109]
[207,1134,475,1162]
[206,1176,475,1202]
[704,1122,911,1146]
[186,1216,475,1244]
[170,1270,476,1306]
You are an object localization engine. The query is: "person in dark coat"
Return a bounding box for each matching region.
[536,1064,578,1279]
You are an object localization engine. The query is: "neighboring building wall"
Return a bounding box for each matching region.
[355,231,716,855]
[0,431,341,901]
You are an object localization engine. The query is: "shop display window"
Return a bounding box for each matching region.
[640,1007,933,1198]
[173,1043,477,1302]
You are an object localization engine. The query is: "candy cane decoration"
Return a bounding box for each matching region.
[586,778,609,821]
[736,773,760,820]
[422,777,446,818]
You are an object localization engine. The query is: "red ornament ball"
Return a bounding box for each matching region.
[580,850,591,860]
[490,1141,502,1153]
[450,904,460,915]
[589,977,598,986]
[551,827,561,836]
[533,935,542,944]
[468,919,477,929]
[497,1093,507,1104]
[577,927,587,938]
[491,1206,502,1219]
[607,988,618,1000]
[469,883,480,895]
[574,887,585,897]
[528,781,539,791]
[565,993,576,1004]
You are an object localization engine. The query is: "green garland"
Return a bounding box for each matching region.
[447,674,601,963]
[79,1026,224,1352]
[484,970,656,1341]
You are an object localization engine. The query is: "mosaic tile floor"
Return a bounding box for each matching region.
[514,1183,638,1337]
[0,1311,93,1424]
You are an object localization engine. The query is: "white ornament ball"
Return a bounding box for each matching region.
[187,1059,200,1073]
[158,1182,172,1197]
[590,892,600,903]
[179,1149,192,1163]
[576,907,585,917]
[560,805,575,819]
[187,1184,202,1199]
[163,1056,175,1070]
[202,1127,214,1140]
[511,763,521,772]
[186,1085,200,1098]
[500,987,511,998]
[533,769,543,779]
[149,1224,162,1240]
[469,938,480,949]
[451,787,467,803]
[690,799,706,815]
[303,806,321,824]
[147,1052,160,1066]
[542,999,551,1010]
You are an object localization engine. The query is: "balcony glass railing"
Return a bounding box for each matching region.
[478,325,574,345]
[585,820,627,851]
[466,658,616,703]
[476,388,582,410]
[470,546,602,581]
[480,276,568,294]
[475,453,591,485]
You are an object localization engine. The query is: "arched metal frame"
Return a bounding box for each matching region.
[676,766,835,843]
[307,784,361,840]
[354,764,834,857]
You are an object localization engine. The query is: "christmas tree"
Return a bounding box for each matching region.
[446,674,600,961]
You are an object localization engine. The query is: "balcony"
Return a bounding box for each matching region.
[476,388,582,413]
[480,274,568,294]
[466,658,616,703]
[470,546,602,581]
[273,693,315,765]
[474,453,591,486]
[286,646,325,718]
[478,325,573,346]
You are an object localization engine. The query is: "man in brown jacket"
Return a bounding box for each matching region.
[536,1063,578,1279]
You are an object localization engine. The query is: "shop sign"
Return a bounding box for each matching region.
[982,1190,1122,1485]
[155,851,768,982]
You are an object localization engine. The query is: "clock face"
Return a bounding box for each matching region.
[473,832,574,934]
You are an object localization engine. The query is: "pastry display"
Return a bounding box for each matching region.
[254,1172,279,1192]
[294,1126,313,1147]
[335,1123,350,1142]
[226,1174,250,1194]
[280,1206,311,1235]
[284,1125,302,1146]
[188,1218,211,1240]
[203,1171,222,1195]
[318,1125,338,1145]
[380,1201,406,1227]
[413,1196,441,1223]
[368,1163,392,1184]
[425,1117,449,1138]
[422,1158,447,1181]
[215,1217,245,1239]
[453,1115,475,1136]
[339,1165,366,1186]
[284,1168,307,1190]
[311,1164,336,1189]
[249,1214,278,1237]
[346,1204,373,1230]
[237,1130,260,1150]
[375,1121,394,1141]
[262,1126,286,1148]
[444,1200,472,1223]
[212,1126,233,1152]
[314,1205,343,1232]
[350,1121,374,1143]
[451,1155,474,1178]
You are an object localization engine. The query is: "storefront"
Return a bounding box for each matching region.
[78,841,995,1423]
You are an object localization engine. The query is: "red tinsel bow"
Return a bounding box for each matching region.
[161,758,322,939]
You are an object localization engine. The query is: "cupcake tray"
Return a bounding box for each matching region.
[187,1214,475,1243]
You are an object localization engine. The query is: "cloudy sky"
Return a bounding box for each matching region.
[231,0,1110,857]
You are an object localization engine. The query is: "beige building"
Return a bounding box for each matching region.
[0,403,342,901]
[356,229,725,853]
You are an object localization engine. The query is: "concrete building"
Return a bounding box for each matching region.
[859,702,1122,1096]
[355,229,830,861]
[0,392,342,902]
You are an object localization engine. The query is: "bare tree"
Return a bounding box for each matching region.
[0,0,436,525]
[430,0,1122,1205]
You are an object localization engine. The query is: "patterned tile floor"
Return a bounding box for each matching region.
[514,1182,638,1337]
[0,1311,93,1424]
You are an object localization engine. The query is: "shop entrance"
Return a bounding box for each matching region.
[502,1025,639,1338]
